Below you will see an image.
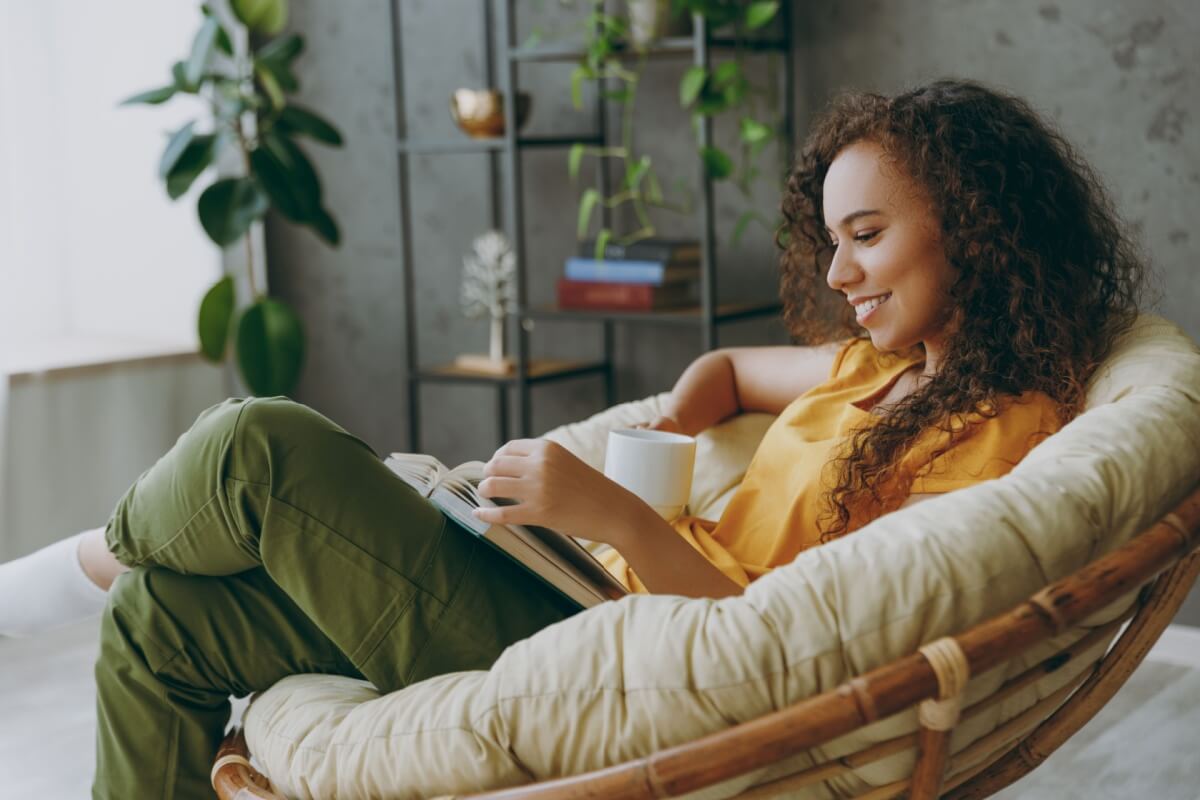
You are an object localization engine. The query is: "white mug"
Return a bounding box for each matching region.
[603,428,696,520]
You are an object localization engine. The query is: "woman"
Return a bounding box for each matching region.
[0,79,1147,798]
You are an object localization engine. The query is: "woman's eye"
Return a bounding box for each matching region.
[853,230,879,243]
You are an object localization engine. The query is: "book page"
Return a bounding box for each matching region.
[384,453,449,497]
[431,486,604,607]
[387,452,627,602]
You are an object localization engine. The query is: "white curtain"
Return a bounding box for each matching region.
[0,1,229,556]
[0,0,219,349]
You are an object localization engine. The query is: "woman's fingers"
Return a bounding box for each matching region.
[477,476,525,500]
[482,455,527,477]
[492,438,540,457]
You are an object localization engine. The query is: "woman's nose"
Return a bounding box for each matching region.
[825,244,861,293]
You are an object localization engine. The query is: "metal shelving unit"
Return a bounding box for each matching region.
[390,0,793,451]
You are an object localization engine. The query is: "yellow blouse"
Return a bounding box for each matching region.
[600,337,1063,593]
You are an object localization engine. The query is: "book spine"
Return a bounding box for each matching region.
[558,278,685,310]
[564,256,667,284]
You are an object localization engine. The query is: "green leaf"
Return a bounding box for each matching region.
[231,0,289,36]
[712,61,741,88]
[722,76,748,107]
[197,177,269,246]
[744,0,779,30]
[255,34,304,86]
[259,132,322,215]
[623,155,651,191]
[519,27,543,50]
[567,143,585,182]
[593,228,612,262]
[679,65,706,108]
[255,64,286,110]
[235,298,305,396]
[577,188,599,239]
[739,117,772,145]
[700,146,733,180]
[310,207,340,246]
[120,84,177,106]
[203,4,236,56]
[276,105,343,146]
[255,34,304,93]
[570,66,586,110]
[171,61,198,93]
[255,31,304,64]
[186,15,219,86]
[166,134,217,199]
[645,170,664,204]
[197,275,236,361]
[159,122,197,180]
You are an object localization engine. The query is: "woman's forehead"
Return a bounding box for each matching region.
[823,141,920,226]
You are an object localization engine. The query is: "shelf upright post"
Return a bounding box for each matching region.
[388,0,422,451]
[597,1,617,409]
[482,0,509,442]
[781,0,796,174]
[497,0,533,437]
[692,12,718,353]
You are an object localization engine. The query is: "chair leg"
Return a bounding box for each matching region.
[910,637,971,799]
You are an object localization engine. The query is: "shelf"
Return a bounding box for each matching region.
[509,36,788,63]
[522,300,782,326]
[398,134,603,155]
[416,357,609,385]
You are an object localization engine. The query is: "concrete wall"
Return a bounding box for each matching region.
[266,0,1199,622]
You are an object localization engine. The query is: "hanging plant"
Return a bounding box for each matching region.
[567,2,694,259]
[122,0,344,396]
[565,0,785,252]
[674,0,784,244]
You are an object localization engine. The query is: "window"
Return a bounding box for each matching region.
[0,1,219,355]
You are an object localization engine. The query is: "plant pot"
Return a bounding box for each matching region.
[449,89,532,139]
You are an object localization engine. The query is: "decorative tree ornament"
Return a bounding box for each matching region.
[456,230,518,374]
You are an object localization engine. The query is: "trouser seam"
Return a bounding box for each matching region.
[400,536,478,686]
[124,494,223,569]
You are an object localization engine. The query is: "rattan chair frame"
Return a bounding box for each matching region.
[213,482,1200,800]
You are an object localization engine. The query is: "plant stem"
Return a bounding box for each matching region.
[233,116,260,300]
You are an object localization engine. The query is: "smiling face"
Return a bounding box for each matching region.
[822,140,959,376]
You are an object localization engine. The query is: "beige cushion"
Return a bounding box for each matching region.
[245,314,1200,800]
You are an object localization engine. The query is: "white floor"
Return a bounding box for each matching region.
[1,622,1197,799]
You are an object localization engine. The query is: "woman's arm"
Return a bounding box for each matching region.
[605,502,743,598]
[474,438,742,598]
[652,342,849,436]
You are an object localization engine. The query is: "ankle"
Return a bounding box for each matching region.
[78,527,127,591]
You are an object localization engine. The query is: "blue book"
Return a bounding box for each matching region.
[564,256,700,285]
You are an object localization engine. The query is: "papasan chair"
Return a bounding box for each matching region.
[212,313,1200,799]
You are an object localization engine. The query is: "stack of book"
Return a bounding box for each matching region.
[557,238,701,312]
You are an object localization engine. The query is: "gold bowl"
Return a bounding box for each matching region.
[450,89,532,139]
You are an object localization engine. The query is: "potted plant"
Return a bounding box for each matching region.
[566,0,783,252]
[122,0,344,397]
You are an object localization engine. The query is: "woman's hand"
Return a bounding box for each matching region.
[473,438,648,547]
[630,415,683,434]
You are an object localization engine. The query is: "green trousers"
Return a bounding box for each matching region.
[92,397,581,799]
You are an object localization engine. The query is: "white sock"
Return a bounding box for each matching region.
[0,529,110,638]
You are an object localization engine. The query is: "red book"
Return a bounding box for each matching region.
[556,278,697,311]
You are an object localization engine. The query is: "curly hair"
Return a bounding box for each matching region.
[776,78,1153,541]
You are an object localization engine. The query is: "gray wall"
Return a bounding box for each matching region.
[266,0,1199,621]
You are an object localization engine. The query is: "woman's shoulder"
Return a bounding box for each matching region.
[906,390,1065,493]
[979,389,1064,432]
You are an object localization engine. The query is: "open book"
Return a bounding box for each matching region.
[384,453,629,608]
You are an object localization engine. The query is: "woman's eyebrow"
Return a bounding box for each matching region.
[824,208,883,231]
